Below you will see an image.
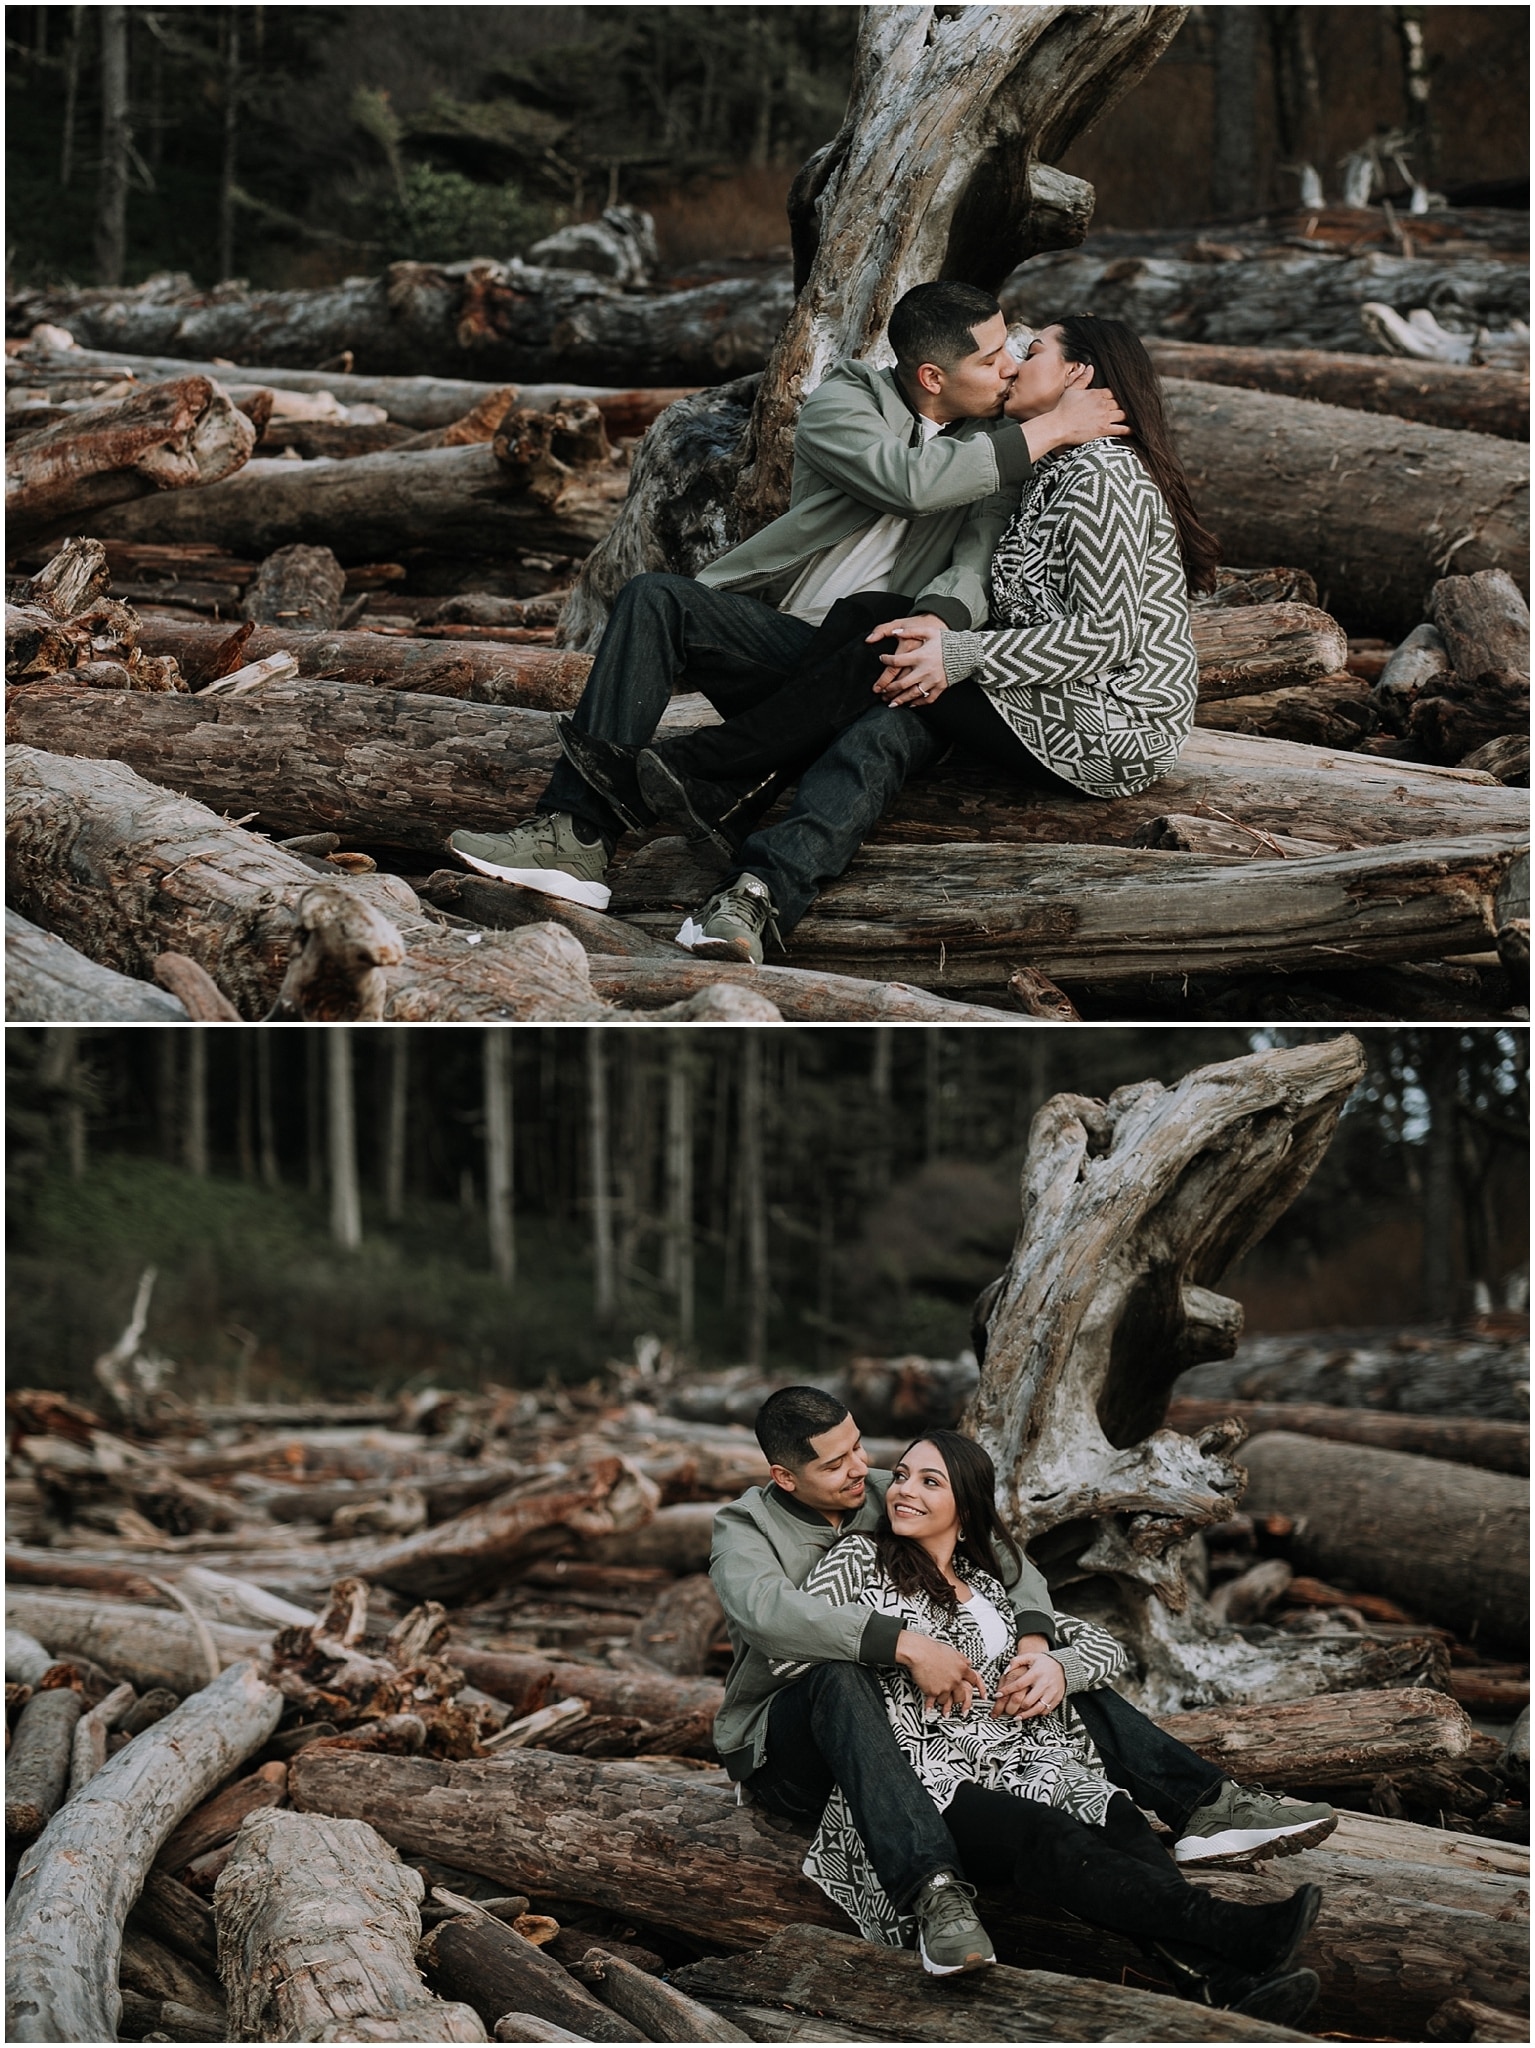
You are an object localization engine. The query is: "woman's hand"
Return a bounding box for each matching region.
[868,614,950,708]
[992,1648,1066,1720]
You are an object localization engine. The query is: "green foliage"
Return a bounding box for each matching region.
[381,162,550,264]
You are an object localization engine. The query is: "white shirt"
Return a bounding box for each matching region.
[961,1589,1014,1661]
[780,414,945,625]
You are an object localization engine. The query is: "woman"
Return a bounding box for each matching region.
[781,1432,1322,2027]
[567,314,1215,857]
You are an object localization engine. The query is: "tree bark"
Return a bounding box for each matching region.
[1162,381,1529,639]
[5,1682,86,1844]
[183,1029,208,1177]
[578,1950,749,2043]
[1210,9,1259,219]
[5,376,256,541]
[419,1915,642,2043]
[1188,602,1349,699]
[1166,1399,1529,1476]
[94,4,129,289]
[89,441,627,562]
[1146,342,1528,441]
[586,957,1013,1022]
[676,1923,1300,2044]
[383,1030,407,1220]
[739,1036,768,1371]
[8,263,796,386]
[588,1034,616,1319]
[328,1029,362,1251]
[213,1808,486,2040]
[4,1660,282,2044]
[1173,1327,1527,1420]
[448,1647,722,1728]
[158,1760,289,1876]
[1003,245,1529,360]
[5,906,189,1021]
[612,833,1529,989]
[627,1575,726,1679]
[5,1590,270,1695]
[288,1747,1529,2040]
[241,542,347,630]
[664,1038,695,1345]
[485,1029,516,1287]
[1159,1685,1472,1789]
[1195,675,1380,750]
[1240,1433,1528,1650]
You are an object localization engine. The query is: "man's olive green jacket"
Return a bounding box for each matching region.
[709,1470,1056,1781]
[695,359,1033,632]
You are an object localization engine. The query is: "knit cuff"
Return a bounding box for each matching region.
[941,630,986,688]
[1012,1610,1059,1651]
[1052,1642,1095,1695]
[859,1611,904,1666]
[915,595,972,633]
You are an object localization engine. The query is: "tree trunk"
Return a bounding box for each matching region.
[328,1028,362,1251]
[485,1030,516,1286]
[739,1036,768,1371]
[8,264,796,386]
[5,376,256,541]
[588,1034,616,1319]
[1240,1433,1528,1650]
[1211,9,1258,219]
[4,1659,282,2044]
[665,1038,695,1346]
[182,1029,208,1177]
[5,907,188,1021]
[60,2,84,187]
[675,1923,1294,2044]
[561,7,1184,640]
[8,338,695,434]
[216,12,240,286]
[94,5,129,288]
[132,616,596,707]
[419,1915,640,2043]
[612,833,1528,989]
[1003,245,1528,361]
[1195,675,1380,750]
[89,441,627,562]
[288,1748,1529,2040]
[213,1808,486,2041]
[1146,343,1528,442]
[382,1030,407,1220]
[5,749,618,1022]
[1167,1399,1528,1476]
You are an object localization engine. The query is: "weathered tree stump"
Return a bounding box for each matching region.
[5,1659,282,2043]
[214,1808,486,2040]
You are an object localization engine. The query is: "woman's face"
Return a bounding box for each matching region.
[1003,323,1094,421]
[887,1440,961,1551]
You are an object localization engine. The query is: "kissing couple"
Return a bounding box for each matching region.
[449,280,1216,962]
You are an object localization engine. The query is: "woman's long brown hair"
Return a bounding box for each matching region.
[1056,314,1221,593]
[868,1430,1023,1619]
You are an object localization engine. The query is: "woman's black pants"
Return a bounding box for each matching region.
[652,590,1079,799]
[945,1784,1275,1970]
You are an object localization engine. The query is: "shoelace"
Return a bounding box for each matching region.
[920,1876,981,1933]
[704,881,782,952]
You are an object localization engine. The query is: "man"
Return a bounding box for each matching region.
[446,281,1123,948]
[710,1386,1336,1978]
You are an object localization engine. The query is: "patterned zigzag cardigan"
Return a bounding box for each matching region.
[775,1534,1130,1948]
[940,438,1199,798]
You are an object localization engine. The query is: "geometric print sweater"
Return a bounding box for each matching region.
[774,1534,1131,1950]
[941,439,1199,798]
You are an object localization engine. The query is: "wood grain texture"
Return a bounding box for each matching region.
[1166,1399,1529,1475]
[1147,341,1528,441]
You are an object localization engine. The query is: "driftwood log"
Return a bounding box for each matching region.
[214,1808,486,2040]
[5,907,190,1021]
[1166,1399,1529,1477]
[1004,241,1530,358]
[1146,341,1529,441]
[1173,1329,1529,1420]
[5,1680,86,1845]
[7,261,795,387]
[1194,676,1380,750]
[674,1923,1307,2044]
[420,1914,643,2043]
[579,1948,750,2043]
[1188,602,1349,699]
[1158,1686,1473,1789]
[1163,381,1529,639]
[4,1659,282,2043]
[89,441,627,562]
[5,376,255,541]
[5,1590,268,1695]
[1409,569,1533,762]
[563,5,1183,640]
[967,1036,1378,1704]
[288,1747,1529,2039]
[1240,1434,1529,1651]
[7,339,691,432]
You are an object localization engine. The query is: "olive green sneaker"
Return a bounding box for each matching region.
[675,874,779,964]
[1174,1783,1338,1865]
[912,1872,994,1977]
[448,812,611,911]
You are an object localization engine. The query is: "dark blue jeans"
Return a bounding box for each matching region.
[537,572,942,932]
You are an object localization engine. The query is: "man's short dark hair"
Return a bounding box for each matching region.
[755,1385,851,1472]
[888,282,1002,377]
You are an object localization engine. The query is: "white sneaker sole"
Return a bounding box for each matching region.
[1174,1815,1337,1864]
[918,1934,994,1977]
[675,916,757,962]
[453,848,611,912]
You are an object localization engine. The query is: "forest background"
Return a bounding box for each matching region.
[5,4,1528,292]
[7,1027,1528,1404]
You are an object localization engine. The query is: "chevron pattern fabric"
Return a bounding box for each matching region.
[947,440,1199,798]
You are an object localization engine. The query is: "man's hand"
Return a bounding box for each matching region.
[867,615,949,707]
[896,1628,986,1716]
[992,1647,1066,1720]
[1012,374,1129,460]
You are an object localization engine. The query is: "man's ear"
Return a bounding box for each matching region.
[769,1462,799,1494]
[914,361,945,398]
